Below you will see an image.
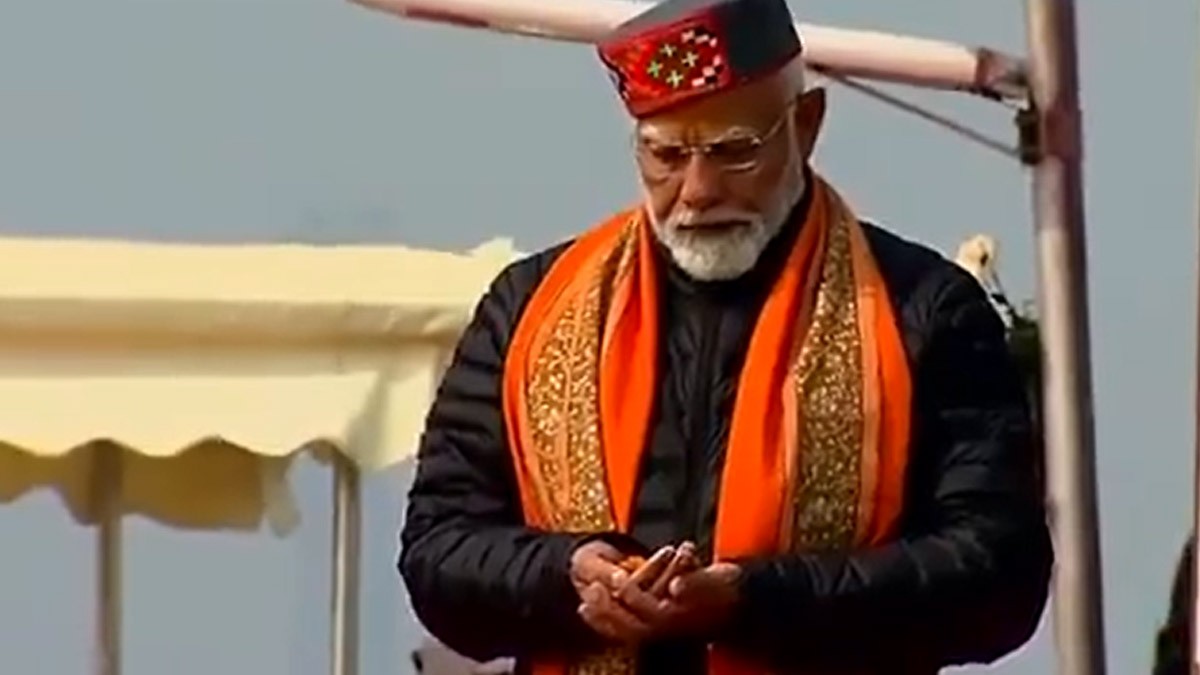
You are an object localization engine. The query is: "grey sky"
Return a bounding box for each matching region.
[0,0,1192,673]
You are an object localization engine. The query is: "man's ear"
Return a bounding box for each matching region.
[792,87,827,159]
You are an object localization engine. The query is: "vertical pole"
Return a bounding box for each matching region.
[330,452,362,675]
[1192,244,1200,675]
[94,442,123,675]
[1191,2,1200,666]
[1023,1,1107,674]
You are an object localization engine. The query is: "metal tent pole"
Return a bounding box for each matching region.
[94,442,124,675]
[1190,0,1200,665]
[1023,0,1107,673]
[1192,232,1200,670]
[330,452,362,675]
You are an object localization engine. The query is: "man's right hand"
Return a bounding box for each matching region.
[571,540,691,644]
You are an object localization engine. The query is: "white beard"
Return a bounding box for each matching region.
[644,147,807,282]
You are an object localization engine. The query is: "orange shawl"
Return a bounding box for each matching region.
[502,176,912,675]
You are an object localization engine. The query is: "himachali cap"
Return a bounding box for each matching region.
[597,0,802,118]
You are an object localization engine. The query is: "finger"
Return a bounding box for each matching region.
[580,583,652,642]
[575,555,629,592]
[647,553,683,596]
[678,542,700,567]
[579,583,624,638]
[592,582,658,633]
[616,579,673,624]
[647,543,695,596]
[579,603,628,640]
[674,542,701,573]
[625,546,675,590]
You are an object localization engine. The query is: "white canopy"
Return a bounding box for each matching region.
[0,235,520,534]
[0,229,1000,538]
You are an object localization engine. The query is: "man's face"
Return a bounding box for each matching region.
[636,81,825,281]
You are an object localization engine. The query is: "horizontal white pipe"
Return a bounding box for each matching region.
[349,0,1028,100]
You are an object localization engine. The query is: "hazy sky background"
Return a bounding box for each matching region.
[0,0,1194,673]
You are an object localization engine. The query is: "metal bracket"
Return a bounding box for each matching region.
[1016,106,1041,166]
[1016,103,1084,166]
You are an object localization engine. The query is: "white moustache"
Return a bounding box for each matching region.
[667,206,764,231]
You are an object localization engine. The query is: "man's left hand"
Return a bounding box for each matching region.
[660,562,743,635]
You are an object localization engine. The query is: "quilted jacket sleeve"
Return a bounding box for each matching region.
[398,249,601,662]
[1153,536,1193,675]
[724,265,1053,672]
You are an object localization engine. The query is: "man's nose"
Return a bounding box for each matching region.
[677,154,724,212]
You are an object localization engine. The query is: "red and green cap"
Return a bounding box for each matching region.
[597,0,802,118]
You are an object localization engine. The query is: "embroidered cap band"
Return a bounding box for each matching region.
[596,0,802,118]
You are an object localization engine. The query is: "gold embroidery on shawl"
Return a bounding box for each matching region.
[526,228,635,531]
[790,206,865,552]
[524,218,641,675]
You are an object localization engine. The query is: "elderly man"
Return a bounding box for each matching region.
[399,0,1052,672]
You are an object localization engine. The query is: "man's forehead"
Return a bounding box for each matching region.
[638,118,765,144]
[636,76,787,141]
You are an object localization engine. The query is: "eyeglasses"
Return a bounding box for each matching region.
[633,109,790,181]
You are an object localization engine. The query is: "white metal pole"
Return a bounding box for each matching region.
[330,452,362,675]
[1191,0,1200,663]
[94,442,123,675]
[1023,1,1107,674]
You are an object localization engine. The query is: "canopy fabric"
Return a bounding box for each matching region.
[0,235,520,534]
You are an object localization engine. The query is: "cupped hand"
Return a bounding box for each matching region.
[572,540,685,643]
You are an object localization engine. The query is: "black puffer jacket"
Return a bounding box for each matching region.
[400,198,1052,674]
[1154,536,1193,675]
